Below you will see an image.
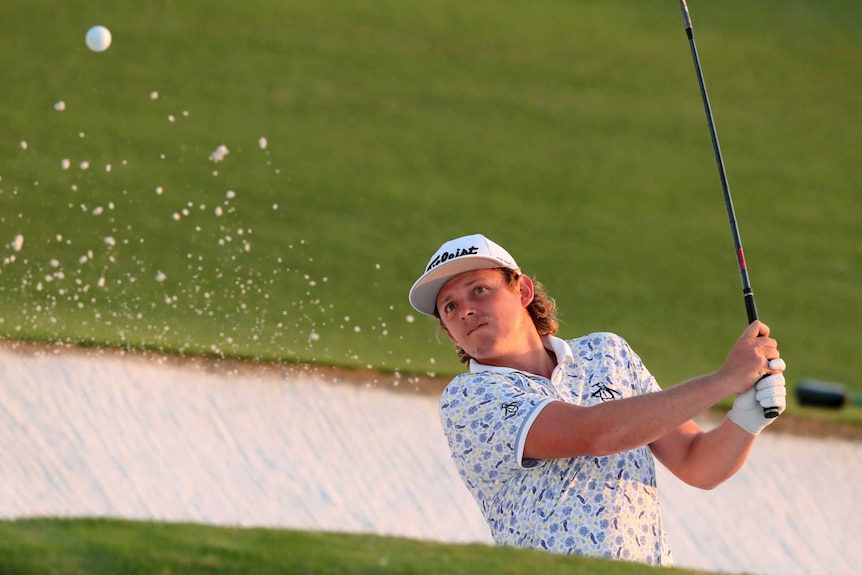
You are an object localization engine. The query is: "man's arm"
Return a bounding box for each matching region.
[523,371,737,459]
[522,321,780,462]
[648,418,755,490]
[649,367,787,489]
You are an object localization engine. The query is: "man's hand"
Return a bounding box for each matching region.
[719,321,781,395]
[728,359,787,435]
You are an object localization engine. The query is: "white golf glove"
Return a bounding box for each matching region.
[728,359,787,435]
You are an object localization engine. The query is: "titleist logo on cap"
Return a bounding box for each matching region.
[426,246,480,272]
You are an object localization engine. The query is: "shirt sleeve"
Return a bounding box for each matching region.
[439,372,553,488]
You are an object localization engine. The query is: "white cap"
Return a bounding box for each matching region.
[408,234,519,317]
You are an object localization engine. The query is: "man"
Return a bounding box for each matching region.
[408,233,786,566]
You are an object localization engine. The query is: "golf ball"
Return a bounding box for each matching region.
[85,25,112,52]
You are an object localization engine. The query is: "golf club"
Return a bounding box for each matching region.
[678,0,779,418]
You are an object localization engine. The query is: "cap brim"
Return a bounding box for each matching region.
[408,256,514,316]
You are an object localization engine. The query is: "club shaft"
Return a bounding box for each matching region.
[679,0,757,324]
[679,0,778,418]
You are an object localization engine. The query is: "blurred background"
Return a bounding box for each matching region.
[1,0,859,416]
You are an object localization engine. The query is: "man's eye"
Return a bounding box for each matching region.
[475,286,487,294]
[444,302,457,313]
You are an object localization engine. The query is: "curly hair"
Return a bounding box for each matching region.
[435,267,559,364]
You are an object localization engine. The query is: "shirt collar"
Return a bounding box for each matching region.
[468,335,574,380]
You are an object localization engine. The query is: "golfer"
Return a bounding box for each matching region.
[408,233,786,566]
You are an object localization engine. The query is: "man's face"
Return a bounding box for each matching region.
[435,268,534,364]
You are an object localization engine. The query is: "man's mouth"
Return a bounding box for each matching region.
[466,322,487,337]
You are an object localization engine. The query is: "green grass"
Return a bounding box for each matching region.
[0,0,860,419]
[0,518,716,575]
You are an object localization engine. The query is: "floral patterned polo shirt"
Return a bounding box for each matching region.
[438,332,673,565]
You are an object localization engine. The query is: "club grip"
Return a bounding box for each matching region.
[743,293,775,418]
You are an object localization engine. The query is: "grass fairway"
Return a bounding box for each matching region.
[0,518,717,575]
[1,0,860,422]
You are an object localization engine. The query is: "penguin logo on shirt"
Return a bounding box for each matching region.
[591,381,622,402]
[501,402,519,419]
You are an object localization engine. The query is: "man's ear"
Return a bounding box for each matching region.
[518,274,535,308]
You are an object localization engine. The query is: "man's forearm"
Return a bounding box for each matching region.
[525,371,737,459]
[655,417,756,489]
